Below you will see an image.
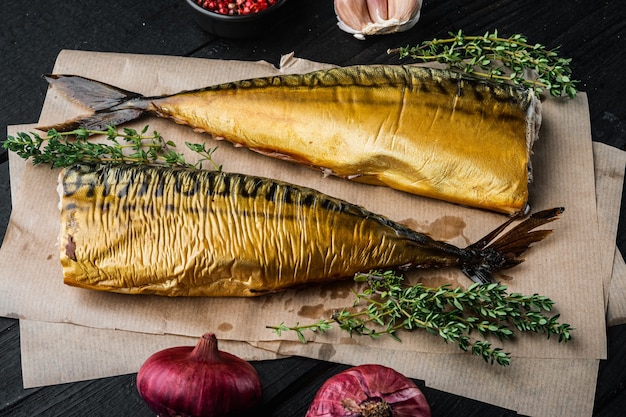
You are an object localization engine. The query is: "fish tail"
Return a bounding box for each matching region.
[37,74,149,132]
[459,207,565,284]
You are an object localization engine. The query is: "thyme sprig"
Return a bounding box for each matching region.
[269,270,573,366]
[3,125,221,170]
[388,30,578,98]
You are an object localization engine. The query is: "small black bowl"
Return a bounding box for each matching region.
[184,0,289,39]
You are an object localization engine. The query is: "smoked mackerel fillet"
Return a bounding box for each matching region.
[43,65,541,214]
[59,164,561,297]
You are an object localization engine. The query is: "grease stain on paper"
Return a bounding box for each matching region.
[218,322,233,332]
[297,303,326,319]
[283,297,295,313]
[401,215,470,245]
[496,272,514,282]
[339,337,358,345]
[259,293,276,308]
[318,343,336,361]
[318,280,356,300]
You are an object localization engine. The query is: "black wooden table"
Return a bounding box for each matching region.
[1,1,625,416]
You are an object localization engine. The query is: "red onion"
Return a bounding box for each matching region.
[137,333,262,417]
[306,364,431,417]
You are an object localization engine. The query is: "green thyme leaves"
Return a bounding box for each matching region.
[3,125,221,170]
[389,30,578,98]
[269,270,573,366]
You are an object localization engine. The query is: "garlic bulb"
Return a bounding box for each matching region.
[334,0,422,40]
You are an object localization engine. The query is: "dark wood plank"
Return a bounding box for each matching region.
[0,318,33,412]
[0,162,10,243]
[594,325,626,416]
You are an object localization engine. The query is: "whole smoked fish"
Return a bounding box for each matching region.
[41,65,541,215]
[59,164,562,297]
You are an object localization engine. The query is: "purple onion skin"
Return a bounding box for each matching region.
[137,333,262,417]
[305,364,431,417]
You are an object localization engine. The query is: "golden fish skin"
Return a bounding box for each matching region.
[59,164,561,297]
[42,65,540,215]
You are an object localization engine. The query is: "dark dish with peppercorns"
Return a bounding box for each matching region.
[196,0,277,15]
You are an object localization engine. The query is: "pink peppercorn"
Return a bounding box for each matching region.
[197,0,277,15]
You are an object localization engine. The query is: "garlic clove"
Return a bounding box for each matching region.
[334,0,372,38]
[388,0,422,23]
[334,0,422,40]
[366,0,388,23]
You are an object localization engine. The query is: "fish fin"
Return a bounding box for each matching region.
[37,74,148,132]
[42,74,142,110]
[38,109,146,132]
[460,207,564,284]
